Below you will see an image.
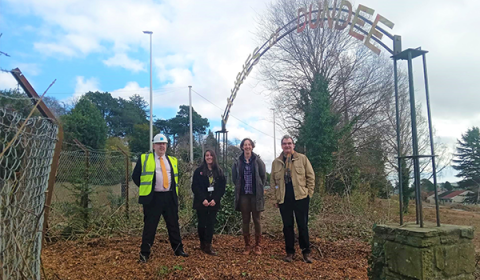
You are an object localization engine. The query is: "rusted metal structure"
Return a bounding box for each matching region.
[10,68,64,235]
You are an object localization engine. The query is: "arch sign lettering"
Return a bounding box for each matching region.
[218,1,440,229]
[221,1,401,130]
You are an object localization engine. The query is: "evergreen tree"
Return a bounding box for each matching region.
[443,181,453,191]
[154,105,210,149]
[85,91,149,137]
[453,127,480,183]
[62,96,108,149]
[129,123,150,154]
[420,179,434,192]
[204,130,218,151]
[296,74,339,189]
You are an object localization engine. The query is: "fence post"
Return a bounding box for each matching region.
[117,145,130,219]
[73,139,90,227]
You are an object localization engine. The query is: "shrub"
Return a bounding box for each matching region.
[216,184,242,234]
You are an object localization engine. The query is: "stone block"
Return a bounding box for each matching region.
[370,223,475,280]
[384,241,433,279]
[440,234,461,245]
[459,228,474,240]
[394,234,440,248]
[434,243,475,276]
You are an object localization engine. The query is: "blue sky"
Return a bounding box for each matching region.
[1,0,480,182]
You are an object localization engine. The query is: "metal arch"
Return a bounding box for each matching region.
[221,6,396,129]
[220,3,441,229]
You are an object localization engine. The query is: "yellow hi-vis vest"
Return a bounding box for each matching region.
[139,153,179,196]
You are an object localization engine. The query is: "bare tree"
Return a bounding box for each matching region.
[256,0,394,140]
[254,0,449,195]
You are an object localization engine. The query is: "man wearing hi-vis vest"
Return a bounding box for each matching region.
[132,133,189,263]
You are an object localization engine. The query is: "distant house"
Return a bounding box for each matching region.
[426,191,445,203]
[437,190,475,204]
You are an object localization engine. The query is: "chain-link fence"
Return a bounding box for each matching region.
[53,150,135,206]
[0,108,58,280]
[47,147,141,238]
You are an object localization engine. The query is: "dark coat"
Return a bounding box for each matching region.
[132,154,178,206]
[232,152,266,212]
[191,166,226,210]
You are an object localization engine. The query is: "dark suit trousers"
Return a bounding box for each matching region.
[196,208,218,244]
[141,192,183,256]
[279,185,311,254]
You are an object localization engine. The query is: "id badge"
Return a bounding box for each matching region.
[207,186,214,192]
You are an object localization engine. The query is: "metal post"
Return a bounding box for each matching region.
[215,131,220,158]
[189,86,193,164]
[225,131,228,175]
[73,139,90,228]
[422,54,440,227]
[272,109,277,158]
[117,145,130,219]
[393,58,404,225]
[143,31,153,152]
[392,35,403,225]
[223,132,227,170]
[407,52,423,227]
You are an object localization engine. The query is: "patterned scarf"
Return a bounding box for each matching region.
[284,152,294,184]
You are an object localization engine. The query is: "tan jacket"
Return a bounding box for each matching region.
[270,151,315,204]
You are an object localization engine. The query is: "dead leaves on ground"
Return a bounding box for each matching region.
[42,235,370,280]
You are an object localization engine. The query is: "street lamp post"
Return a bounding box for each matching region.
[189,86,193,164]
[272,109,276,157]
[143,31,153,152]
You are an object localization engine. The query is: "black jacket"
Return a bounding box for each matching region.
[132,154,178,206]
[191,166,226,210]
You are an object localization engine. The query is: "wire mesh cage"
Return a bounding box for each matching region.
[0,107,58,280]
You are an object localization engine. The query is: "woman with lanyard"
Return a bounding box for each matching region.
[192,149,226,256]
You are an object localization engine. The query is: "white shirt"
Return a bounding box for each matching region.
[154,153,172,192]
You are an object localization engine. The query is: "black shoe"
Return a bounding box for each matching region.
[283,253,294,262]
[175,249,189,257]
[203,244,218,256]
[138,254,149,263]
[302,252,313,263]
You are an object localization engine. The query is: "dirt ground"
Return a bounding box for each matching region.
[41,197,480,280]
[42,235,370,280]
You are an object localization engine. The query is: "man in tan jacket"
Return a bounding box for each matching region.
[271,135,315,263]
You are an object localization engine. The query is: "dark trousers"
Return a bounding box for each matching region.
[239,194,261,235]
[279,195,311,254]
[141,192,183,257]
[197,209,218,244]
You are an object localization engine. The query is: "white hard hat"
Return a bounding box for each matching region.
[153,133,168,143]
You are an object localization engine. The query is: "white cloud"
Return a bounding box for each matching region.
[16,63,41,76]
[103,53,145,73]
[74,76,100,97]
[110,81,149,100]
[34,42,76,57]
[6,0,480,180]
[0,72,18,90]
